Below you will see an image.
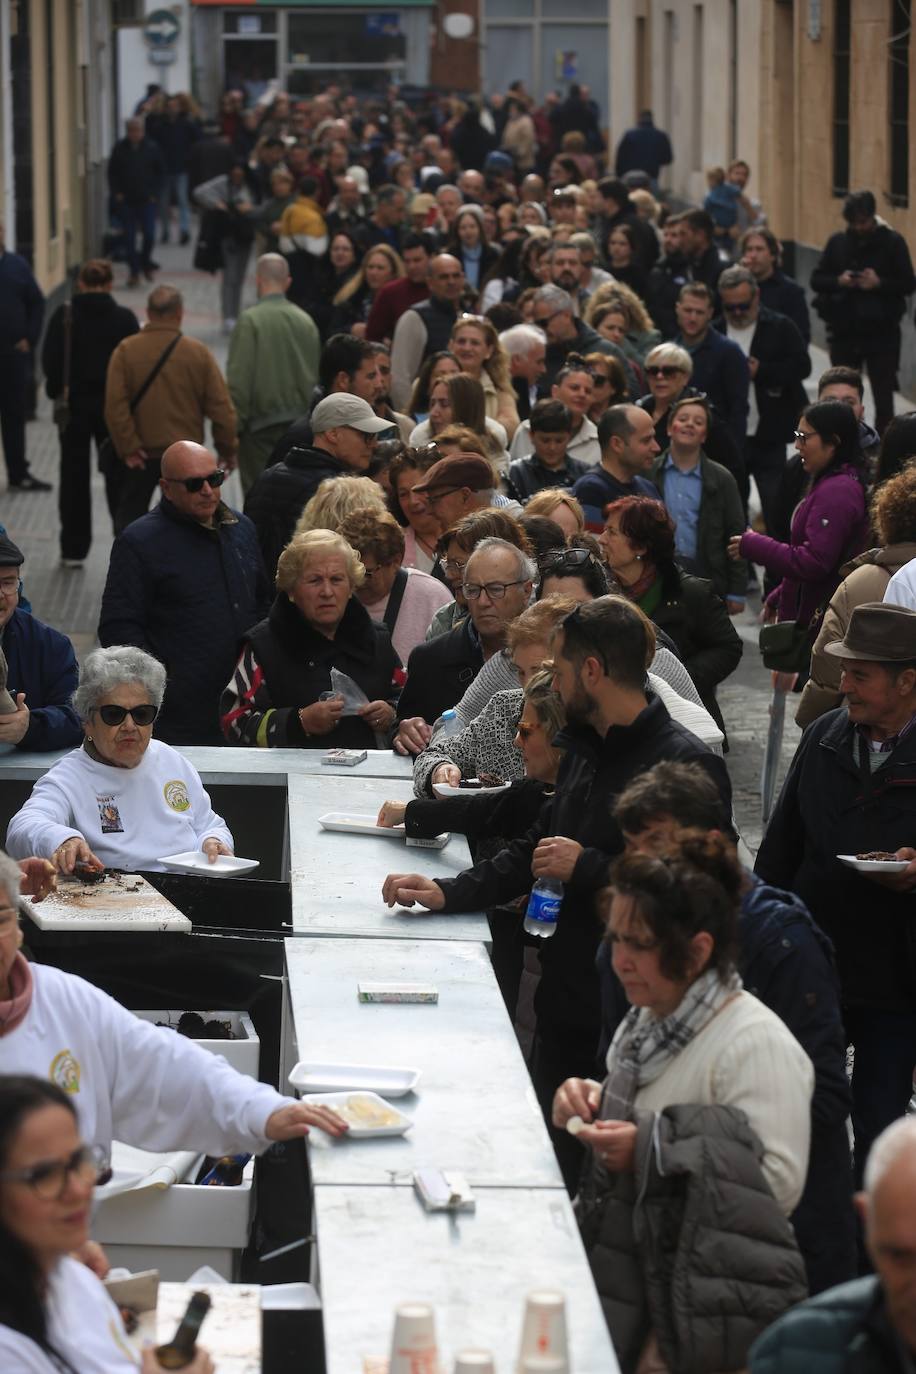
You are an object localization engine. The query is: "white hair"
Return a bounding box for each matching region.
[863,1116,916,1196]
[73,646,167,720]
[0,850,22,905]
[466,536,537,585]
[499,324,547,358]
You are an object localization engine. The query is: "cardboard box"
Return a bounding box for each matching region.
[133,1010,260,1079]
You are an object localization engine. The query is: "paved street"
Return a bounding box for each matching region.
[1,239,911,854]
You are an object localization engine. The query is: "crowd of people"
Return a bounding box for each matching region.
[2,76,916,1374]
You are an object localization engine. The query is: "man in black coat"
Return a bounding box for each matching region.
[0,218,47,491]
[596,761,855,1296]
[810,190,916,434]
[717,264,811,526]
[756,603,916,1187]
[383,597,730,1188]
[740,226,810,343]
[98,441,271,745]
[596,177,659,271]
[393,537,535,754]
[107,117,165,287]
[531,285,638,397]
[680,208,725,297]
[244,392,390,580]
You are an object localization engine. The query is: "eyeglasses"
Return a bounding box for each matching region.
[425,487,461,505]
[591,373,612,387]
[646,365,684,379]
[345,427,378,445]
[0,576,20,597]
[437,554,469,576]
[532,313,557,327]
[163,470,227,493]
[538,547,595,573]
[724,299,754,314]
[793,430,811,444]
[463,578,528,601]
[361,560,393,579]
[0,1144,112,1200]
[516,721,542,738]
[94,703,159,727]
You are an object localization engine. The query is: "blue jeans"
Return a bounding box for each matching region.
[845,1005,916,1184]
[122,200,157,277]
[160,171,190,237]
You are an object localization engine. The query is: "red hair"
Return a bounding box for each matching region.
[604,496,676,565]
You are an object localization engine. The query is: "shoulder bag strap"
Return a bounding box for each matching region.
[382,568,409,634]
[61,303,72,400]
[129,333,182,412]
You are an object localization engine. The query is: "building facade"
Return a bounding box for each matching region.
[608,0,916,393]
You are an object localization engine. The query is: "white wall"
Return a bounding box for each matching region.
[117,0,193,130]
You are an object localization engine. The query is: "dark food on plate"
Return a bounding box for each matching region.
[855,851,900,862]
[457,773,503,790]
[74,862,106,883]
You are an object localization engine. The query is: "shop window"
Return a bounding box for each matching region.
[832,0,850,197]
[888,0,910,207]
[287,11,406,67]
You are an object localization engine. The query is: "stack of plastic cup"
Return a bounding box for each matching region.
[390,1303,440,1374]
[454,1351,496,1374]
[516,1291,569,1374]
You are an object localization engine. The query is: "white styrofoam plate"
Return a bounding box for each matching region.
[299,1090,413,1137]
[432,780,511,799]
[158,851,260,876]
[838,853,909,873]
[317,810,449,842]
[289,1061,421,1098]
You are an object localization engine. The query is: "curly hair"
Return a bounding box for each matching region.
[585,280,655,335]
[607,829,742,983]
[294,475,387,537]
[338,507,406,566]
[871,460,916,545]
[277,529,365,592]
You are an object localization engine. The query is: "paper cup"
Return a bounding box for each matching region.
[517,1290,569,1373]
[454,1350,495,1374]
[390,1303,439,1374]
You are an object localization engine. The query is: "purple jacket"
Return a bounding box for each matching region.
[740,464,868,626]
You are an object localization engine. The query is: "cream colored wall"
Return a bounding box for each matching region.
[29,0,87,293]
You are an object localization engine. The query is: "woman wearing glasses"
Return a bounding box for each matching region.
[728,403,869,656]
[6,646,233,875]
[0,1075,216,1373]
[637,342,743,485]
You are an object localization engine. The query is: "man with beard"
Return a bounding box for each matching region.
[811,190,915,435]
[382,595,730,1188]
[547,242,588,315]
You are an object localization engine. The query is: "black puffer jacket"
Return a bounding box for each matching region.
[646,565,743,726]
[579,1104,808,1374]
[244,444,351,580]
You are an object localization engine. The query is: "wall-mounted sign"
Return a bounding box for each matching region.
[556,50,577,81]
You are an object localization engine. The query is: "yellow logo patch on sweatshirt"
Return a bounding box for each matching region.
[163,779,191,812]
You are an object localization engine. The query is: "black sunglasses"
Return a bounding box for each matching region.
[538,547,595,572]
[646,365,683,379]
[95,704,159,727]
[164,470,227,493]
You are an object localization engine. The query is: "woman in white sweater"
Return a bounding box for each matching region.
[554,831,814,1214]
[7,646,232,875]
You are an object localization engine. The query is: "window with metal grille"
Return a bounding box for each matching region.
[832,0,850,197]
[888,0,910,207]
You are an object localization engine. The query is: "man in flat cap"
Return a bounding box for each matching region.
[757,602,916,1182]
[0,535,81,750]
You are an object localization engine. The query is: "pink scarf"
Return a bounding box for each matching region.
[0,953,33,1035]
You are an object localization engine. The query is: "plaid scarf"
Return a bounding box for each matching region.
[600,967,743,1123]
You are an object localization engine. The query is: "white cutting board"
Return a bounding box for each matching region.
[21,872,191,932]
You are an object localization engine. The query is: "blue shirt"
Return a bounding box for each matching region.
[571,466,657,531]
[661,455,703,563]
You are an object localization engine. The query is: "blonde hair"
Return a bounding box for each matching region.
[506,593,580,650]
[629,188,660,222]
[276,530,365,593]
[644,342,693,376]
[333,243,404,307]
[585,280,655,335]
[524,488,585,530]
[294,475,387,537]
[449,316,512,394]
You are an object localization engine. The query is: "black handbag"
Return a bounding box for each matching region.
[97,334,182,474]
[758,619,816,673]
[193,209,225,274]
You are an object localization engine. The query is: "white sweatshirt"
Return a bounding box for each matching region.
[5,740,233,871]
[0,1256,139,1372]
[0,964,287,1156]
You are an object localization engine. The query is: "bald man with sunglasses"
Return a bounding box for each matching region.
[98,441,271,745]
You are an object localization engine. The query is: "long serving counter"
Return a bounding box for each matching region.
[0,745,618,1373]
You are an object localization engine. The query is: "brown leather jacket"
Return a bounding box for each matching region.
[795,542,916,728]
[104,320,237,460]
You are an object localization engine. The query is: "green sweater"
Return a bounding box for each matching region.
[226,292,320,436]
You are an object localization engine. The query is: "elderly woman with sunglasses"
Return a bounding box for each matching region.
[637,342,743,487]
[6,646,233,875]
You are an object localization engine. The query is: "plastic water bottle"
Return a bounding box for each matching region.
[439,708,461,737]
[524,878,563,939]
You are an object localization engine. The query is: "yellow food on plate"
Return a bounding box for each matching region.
[341,1094,402,1128]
